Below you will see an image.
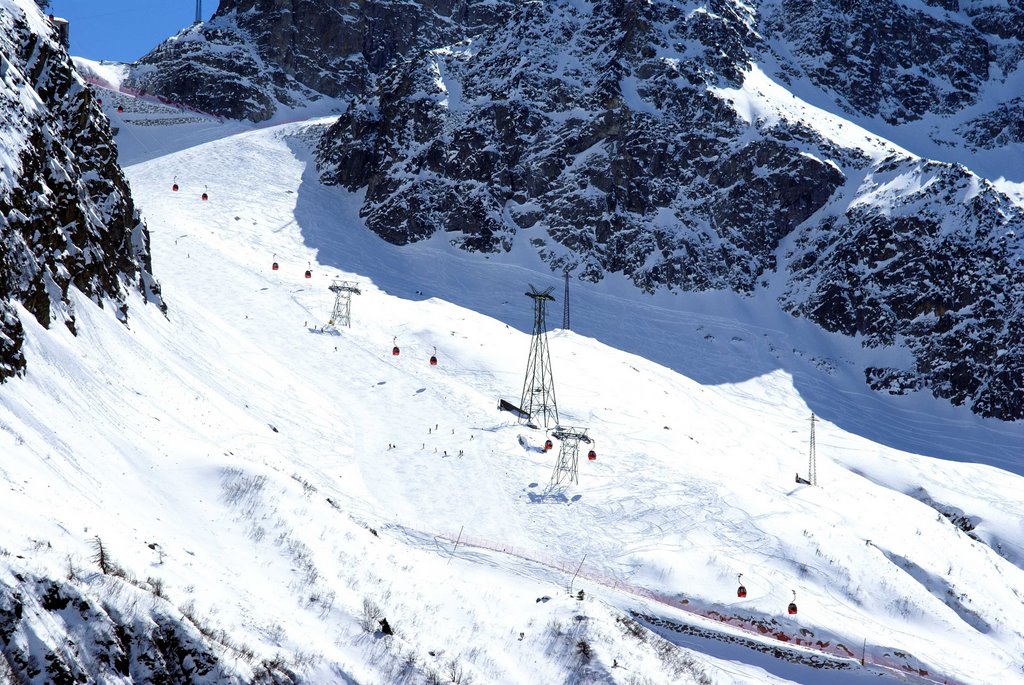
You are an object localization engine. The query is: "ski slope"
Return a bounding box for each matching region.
[1,95,1023,684]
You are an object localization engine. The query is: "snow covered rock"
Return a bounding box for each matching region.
[782,157,1024,419]
[124,0,512,122]
[317,0,845,286]
[316,0,1024,419]
[761,0,990,124]
[0,567,259,684]
[0,0,163,381]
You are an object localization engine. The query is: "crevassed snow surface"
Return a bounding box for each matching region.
[2,97,1024,684]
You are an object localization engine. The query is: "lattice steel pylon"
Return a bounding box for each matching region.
[195,0,202,23]
[328,280,361,328]
[563,269,571,330]
[519,285,559,428]
[549,426,591,486]
[808,413,817,486]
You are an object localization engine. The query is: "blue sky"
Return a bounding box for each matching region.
[48,1,220,63]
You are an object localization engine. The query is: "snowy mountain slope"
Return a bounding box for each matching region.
[316,0,1024,421]
[3,109,1024,683]
[108,0,1024,421]
[0,0,163,383]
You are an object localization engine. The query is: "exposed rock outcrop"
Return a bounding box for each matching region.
[124,0,512,121]
[0,2,164,381]
[316,0,1024,419]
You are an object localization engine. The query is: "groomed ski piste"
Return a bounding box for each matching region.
[2,65,1024,684]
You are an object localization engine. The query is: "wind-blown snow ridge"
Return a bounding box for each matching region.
[711,63,909,164]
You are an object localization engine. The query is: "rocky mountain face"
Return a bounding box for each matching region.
[760,0,1024,155]
[782,157,1024,419]
[124,0,511,121]
[0,2,163,382]
[121,0,1024,419]
[0,568,257,685]
[315,0,1024,420]
[763,0,990,123]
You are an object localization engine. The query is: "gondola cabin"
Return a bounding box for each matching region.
[737,585,747,598]
[201,192,208,201]
[392,346,400,356]
[429,355,437,366]
[272,262,279,271]
[544,439,553,452]
[587,449,597,461]
[117,105,123,113]
[304,269,311,278]
[172,183,178,192]
[788,602,798,615]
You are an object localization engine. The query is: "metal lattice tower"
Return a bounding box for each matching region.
[563,269,570,330]
[808,413,817,486]
[519,285,559,428]
[195,0,202,23]
[549,426,591,486]
[328,280,361,328]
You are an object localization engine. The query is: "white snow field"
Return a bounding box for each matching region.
[2,83,1024,684]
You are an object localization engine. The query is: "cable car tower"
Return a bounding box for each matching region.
[328,280,361,328]
[796,413,817,486]
[807,413,817,486]
[549,426,592,486]
[562,269,571,330]
[519,285,559,428]
[195,0,202,24]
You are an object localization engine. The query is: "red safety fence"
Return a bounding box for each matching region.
[416,526,967,685]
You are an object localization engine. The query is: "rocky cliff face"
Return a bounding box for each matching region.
[316,0,1024,420]
[762,0,989,124]
[0,0,163,381]
[317,0,849,288]
[0,565,288,684]
[124,0,511,121]
[117,0,1024,419]
[782,157,1024,418]
[757,0,1024,162]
